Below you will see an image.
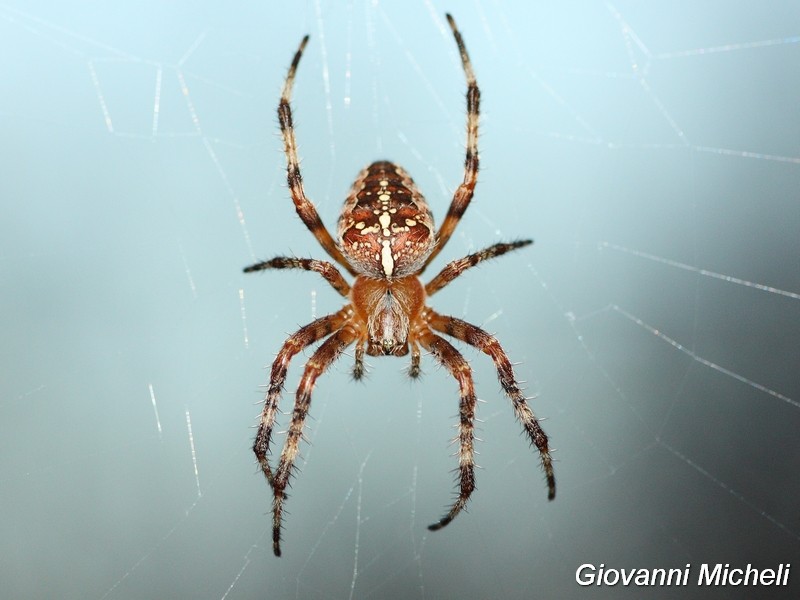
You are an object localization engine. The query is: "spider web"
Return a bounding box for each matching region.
[1,1,799,599]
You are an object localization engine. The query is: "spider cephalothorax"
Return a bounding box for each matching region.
[244,14,555,557]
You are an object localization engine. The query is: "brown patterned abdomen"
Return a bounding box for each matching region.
[338,161,435,279]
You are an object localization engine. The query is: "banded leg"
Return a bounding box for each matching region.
[428,311,555,500]
[253,309,349,488]
[271,326,358,556]
[425,240,533,296]
[278,36,357,276]
[423,14,480,270]
[244,256,351,297]
[417,327,477,531]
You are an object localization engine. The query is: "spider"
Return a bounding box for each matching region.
[244,13,555,557]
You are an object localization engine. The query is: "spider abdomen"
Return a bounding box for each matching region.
[338,161,435,279]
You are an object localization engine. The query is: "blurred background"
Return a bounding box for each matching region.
[2,1,799,598]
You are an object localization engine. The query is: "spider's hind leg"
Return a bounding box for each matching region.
[277,35,358,276]
[422,13,480,270]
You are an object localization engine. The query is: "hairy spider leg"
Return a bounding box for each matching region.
[422,14,480,271]
[428,311,556,500]
[416,326,478,530]
[243,257,351,297]
[270,326,359,556]
[252,309,351,488]
[278,36,358,276]
[425,240,533,296]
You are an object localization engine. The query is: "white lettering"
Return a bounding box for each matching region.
[576,564,595,585]
[760,567,773,585]
[576,563,791,588]
[780,564,790,585]
[728,568,743,585]
[634,571,650,585]
[699,563,722,586]
[603,569,620,586]
[578,564,693,587]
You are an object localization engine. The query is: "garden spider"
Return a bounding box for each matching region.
[244,14,555,557]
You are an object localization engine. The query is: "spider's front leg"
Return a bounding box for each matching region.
[416,328,477,531]
[271,325,358,556]
[253,309,349,487]
[429,311,556,500]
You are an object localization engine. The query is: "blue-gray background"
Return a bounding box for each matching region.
[2,1,799,599]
